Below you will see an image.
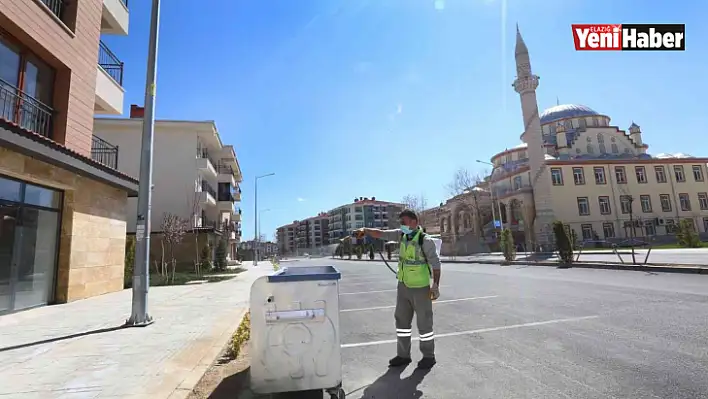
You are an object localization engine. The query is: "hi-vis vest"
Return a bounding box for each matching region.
[397,229,431,288]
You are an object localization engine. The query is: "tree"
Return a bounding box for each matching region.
[553,221,573,267]
[161,212,188,282]
[124,235,136,288]
[214,239,228,271]
[677,219,701,248]
[402,193,429,226]
[444,167,492,238]
[500,228,516,262]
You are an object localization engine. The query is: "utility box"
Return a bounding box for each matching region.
[249,265,345,399]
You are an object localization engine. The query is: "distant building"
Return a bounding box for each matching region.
[327,197,404,242]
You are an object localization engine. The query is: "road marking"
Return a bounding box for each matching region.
[340,315,600,348]
[340,295,500,312]
[339,285,450,296]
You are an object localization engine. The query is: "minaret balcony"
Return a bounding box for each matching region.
[513,75,540,94]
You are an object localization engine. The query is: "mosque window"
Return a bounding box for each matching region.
[564,120,573,130]
[587,145,594,154]
[576,148,582,154]
[579,118,587,129]
[611,144,619,154]
[586,136,592,142]
[611,137,616,142]
[549,124,556,134]
[597,133,604,143]
[592,117,599,126]
[599,144,607,154]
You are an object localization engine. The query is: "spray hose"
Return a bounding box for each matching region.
[349,231,397,276]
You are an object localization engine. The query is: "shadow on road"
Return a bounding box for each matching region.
[352,366,431,399]
[0,325,126,353]
[209,367,250,398]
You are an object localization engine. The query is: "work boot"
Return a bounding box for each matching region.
[417,357,436,369]
[388,356,412,367]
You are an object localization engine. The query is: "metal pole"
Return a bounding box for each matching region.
[126,0,160,327]
[254,176,258,266]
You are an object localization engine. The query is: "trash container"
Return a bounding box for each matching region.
[250,265,345,399]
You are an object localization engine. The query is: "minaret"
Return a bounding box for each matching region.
[512,25,555,249]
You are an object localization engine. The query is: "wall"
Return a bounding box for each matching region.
[0,147,128,302]
[547,160,708,238]
[94,120,206,232]
[0,0,103,156]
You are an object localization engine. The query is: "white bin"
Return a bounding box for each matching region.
[249,265,345,399]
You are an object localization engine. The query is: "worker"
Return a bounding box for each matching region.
[355,209,441,369]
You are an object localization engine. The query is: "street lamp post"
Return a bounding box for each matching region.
[126,0,161,327]
[254,173,275,265]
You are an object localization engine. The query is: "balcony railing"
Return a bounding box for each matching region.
[201,180,216,199]
[40,0,65,19]
[217,164,236,176]
[91,135,119,169]
[98,41,124,85]
[197,148,218,170]
[0,79,53,138]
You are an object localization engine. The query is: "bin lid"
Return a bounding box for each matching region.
[268,265,342,283]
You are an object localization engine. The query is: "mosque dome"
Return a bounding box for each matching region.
[539,104,600,125]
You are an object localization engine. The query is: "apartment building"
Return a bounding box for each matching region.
[93,105,243,264]
[327,197,403,242]
[276,223,296,255]
[0,0,136,313]
[294,213,330,250]
[238,240,277,261]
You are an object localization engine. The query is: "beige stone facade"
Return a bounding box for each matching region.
[0,147,129,303]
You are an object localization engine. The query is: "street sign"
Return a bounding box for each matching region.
[494,220,502,228]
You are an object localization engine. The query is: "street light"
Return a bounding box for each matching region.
[254,173,275,266]
[126,0,161,327]
[476,160,504,233]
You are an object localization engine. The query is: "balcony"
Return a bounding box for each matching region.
[101,0,129,36]
[233,208,242,222]
[0,79,53,138]
[91,135,119,169]
[217,164,238,187]
[197,149,217,177]
[197,180,216,205]
[95,41,125,115]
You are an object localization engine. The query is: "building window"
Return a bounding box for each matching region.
[598,196,611,215]
[550,168,563,185]
[654,166,667,183]
[674,165,685,182]
[0,37,56,138]
[679,193,691,211]
[579,118,587,129]
[581,224,594,240]
[692,165,704,182]
[639,195,652,213]
[602,222,615,238]
[586,145,594,154]
[573,167,585,185]
[594,167,606,184]
[665,219,677,234]
[699,193,708,210]
[660,194,672,212]
[513,176,522,190]
[635,166,647,183]
[614,166,627,184]
[577,197,590,216]
[611,143,619,154]
[703,217,708,233]
[620,195,633,214]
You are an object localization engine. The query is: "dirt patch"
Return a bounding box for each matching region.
[187,340,252,399]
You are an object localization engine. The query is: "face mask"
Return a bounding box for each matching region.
[400,225,414,235]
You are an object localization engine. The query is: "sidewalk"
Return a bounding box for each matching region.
[0,264,271,399]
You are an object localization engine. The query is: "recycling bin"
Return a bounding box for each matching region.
[249,265,345,399]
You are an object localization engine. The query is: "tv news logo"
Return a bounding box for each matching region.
[571,24,685,51]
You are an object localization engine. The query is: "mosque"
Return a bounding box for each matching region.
[428,26,708,253]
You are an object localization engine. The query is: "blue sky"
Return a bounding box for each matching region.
[103,0,707,242]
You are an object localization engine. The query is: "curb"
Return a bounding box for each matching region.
[445,259,708,274]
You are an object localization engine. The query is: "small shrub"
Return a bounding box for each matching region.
[368,245,375,260]
[553,221,574,266]
[227,312,251,359]
[214,239,228,271]
[355,245,363,260]
[124,236,136,288]
[677,219,701,248]
[500,229,516,262]
[200,244,212,271]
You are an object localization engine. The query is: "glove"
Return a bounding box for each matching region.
[429,283,440,301]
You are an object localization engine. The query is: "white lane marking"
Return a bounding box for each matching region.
[339,285,450,296]
[340,315,600,348]
[340,295,500,312]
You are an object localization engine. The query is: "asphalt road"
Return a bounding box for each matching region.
[290,258,708,399]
